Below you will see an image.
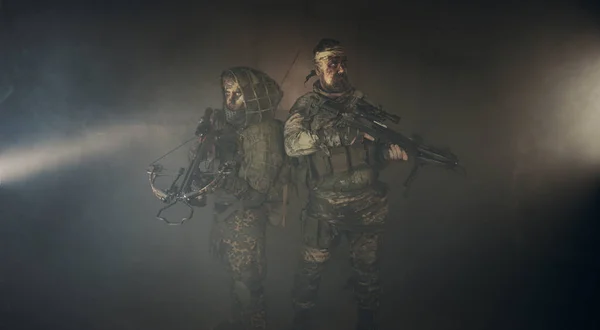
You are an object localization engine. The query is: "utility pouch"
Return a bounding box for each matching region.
[300,209,335,249]
[329,146,350,173]
[300,209,321,248]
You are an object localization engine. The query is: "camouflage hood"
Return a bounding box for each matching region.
[221,67,283,127]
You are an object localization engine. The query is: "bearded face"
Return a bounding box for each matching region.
[316,55,351,93]
[223,76,245,111]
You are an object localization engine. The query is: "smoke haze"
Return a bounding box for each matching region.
[1,1,598,329]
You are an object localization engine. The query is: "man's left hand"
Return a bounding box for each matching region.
[363,133,408,161]
[388,144,408,161]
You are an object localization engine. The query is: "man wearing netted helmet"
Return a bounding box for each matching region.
[284,38,409,330]
[189,67,287,330]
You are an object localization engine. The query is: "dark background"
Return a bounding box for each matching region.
[1,0,599,329]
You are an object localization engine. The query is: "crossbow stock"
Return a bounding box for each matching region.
[146,109,234,225]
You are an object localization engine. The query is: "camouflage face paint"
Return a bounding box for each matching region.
[223,76,245,111]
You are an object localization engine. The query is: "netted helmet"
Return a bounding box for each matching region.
[221,67,283,127]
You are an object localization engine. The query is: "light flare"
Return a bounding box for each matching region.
[0,123,187,186]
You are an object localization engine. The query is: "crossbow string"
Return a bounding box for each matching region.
[146,108,234,225]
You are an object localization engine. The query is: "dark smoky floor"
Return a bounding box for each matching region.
[1,1,600,330]
[1,163,598,330]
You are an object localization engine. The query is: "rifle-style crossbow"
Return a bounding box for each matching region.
[146,108,235,225]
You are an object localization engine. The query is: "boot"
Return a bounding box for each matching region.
[356,309,378,330]
[291,308,313,330]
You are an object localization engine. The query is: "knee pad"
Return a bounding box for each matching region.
[233,270,264,307]
[233,280,252,307]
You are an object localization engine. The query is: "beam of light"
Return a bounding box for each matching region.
[528,32,600,174]
[0,122,187,186]
[559,57,600,167]
[0,76,13,106]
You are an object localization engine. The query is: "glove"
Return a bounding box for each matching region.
[195,107,214,136]
[188,175,209,207]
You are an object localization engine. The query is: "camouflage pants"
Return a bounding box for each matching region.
[292,187,388,312]
[210,206,267,330]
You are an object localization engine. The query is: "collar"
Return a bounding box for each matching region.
[312,80,354,100]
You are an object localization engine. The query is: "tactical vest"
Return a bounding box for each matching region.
[307,144,370,179]
[303,100,378,193]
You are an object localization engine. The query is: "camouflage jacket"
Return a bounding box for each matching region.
[190,108,285,209]
[284,81,384,199]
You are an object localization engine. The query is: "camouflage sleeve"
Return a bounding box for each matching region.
[189,107,220,163]
[284,94,321,157]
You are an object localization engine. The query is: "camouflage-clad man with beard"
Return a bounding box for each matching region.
[284,39,408,330]
[189,67,286,330]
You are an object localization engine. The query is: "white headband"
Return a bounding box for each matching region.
[314,45,346,63]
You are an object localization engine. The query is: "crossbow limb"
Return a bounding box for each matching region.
[146,155,234,225]
[145,110,234,225]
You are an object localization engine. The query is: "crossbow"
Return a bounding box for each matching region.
[146,109,235,225]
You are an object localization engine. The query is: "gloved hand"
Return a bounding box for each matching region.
[188,175,209,207]
[195,107,214,136]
